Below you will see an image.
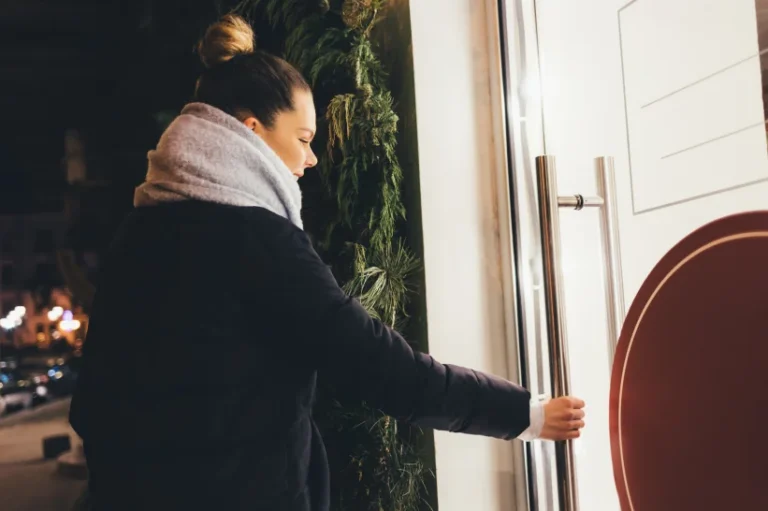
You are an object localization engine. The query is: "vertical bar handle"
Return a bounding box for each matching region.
[534,155,627,511]
[535,155,579,511]
[596,157,626,363]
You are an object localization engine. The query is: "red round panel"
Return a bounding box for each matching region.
[610,211,768,511]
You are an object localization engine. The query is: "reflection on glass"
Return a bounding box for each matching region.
[757,1,768,145]
[500,0,559,509]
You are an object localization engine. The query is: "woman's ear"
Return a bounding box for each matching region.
[242,116,267,136]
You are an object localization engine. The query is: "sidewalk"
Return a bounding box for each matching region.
[0,398,86,511]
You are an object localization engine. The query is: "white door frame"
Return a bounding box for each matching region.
[408,1,541,509]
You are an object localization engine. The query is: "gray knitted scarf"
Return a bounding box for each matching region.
[134,102,303,229]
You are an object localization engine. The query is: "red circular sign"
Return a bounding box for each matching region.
[610,211,768,511]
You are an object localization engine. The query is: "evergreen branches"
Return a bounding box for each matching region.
[344,241,418,328]
[325,88,404,252]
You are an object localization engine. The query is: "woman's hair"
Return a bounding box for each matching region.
[195,14,310,128]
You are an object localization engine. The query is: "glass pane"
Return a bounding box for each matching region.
[499,1,559,509]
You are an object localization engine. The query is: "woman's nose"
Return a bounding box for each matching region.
[306,149,318,168]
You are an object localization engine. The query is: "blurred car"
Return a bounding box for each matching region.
[0,367,37,414]
[15,352,78,399]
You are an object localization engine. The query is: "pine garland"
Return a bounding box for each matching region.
[236,1,429,509]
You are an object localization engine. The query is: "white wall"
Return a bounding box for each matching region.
[409,1,528,509]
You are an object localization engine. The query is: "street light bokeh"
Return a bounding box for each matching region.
[47,306,64,322]
[1,306,27,330]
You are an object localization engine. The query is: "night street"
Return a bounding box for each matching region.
[0,398,86,511]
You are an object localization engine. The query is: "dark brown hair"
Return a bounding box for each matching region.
[194,14,310,128]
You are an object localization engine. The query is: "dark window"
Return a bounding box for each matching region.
[33,293,46,314]
[34,262,59,286]
[34,229,54,253]
[1,264,13,286]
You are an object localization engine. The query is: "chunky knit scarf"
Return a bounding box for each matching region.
[134,102,303,229]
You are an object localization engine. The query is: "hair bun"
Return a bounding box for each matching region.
[197,14,255,69]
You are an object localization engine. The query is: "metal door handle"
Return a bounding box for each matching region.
[596,157,626,362]
[534,155,626,511]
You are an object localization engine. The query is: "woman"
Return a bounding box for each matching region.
[70,14,585,511]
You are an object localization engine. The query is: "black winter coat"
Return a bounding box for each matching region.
[69,201,531,511]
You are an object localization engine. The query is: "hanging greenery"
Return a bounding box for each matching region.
[236,1,429,509]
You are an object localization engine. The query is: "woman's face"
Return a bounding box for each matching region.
[245,89,318,180]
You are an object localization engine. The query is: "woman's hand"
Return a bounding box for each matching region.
[540,396,586,441]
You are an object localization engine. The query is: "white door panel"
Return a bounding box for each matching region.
[505,0,768,509]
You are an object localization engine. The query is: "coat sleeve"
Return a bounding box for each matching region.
[268,229,531,440]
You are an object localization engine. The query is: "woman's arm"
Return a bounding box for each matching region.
[267,228,532,439]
